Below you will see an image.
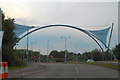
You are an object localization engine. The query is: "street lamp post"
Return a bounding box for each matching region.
[61,37,71,62]
[73,43,75,62]
[23,46,25,61]
[31,42,33,62]
[47,40,49,63]
[26,26,29,63]
[69,41,75,62]
[75,43,78,61]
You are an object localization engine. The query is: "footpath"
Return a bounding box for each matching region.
[9,63,47,78]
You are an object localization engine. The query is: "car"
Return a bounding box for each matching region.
[87,59,94,62]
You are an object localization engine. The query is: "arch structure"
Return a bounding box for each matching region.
[13,23,117,60]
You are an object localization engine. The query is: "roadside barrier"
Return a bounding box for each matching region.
[4,62,8,78]
[0,62,8,79]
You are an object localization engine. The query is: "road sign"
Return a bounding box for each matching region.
[0,31,4,49]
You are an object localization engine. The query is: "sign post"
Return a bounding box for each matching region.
[0,9,3,62]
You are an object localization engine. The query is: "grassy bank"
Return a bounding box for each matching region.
[81,62,119,70]
[8,66,27,70]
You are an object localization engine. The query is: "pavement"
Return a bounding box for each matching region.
[23,63,118,78]
[9,63,47,78]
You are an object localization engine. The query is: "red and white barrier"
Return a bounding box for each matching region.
[4,62,8,78]
[0,62,4,79]
[0,62,8,79]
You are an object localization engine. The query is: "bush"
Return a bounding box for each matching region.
[54,58,64,62]
[2,46,26,67]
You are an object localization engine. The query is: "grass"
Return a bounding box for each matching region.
[80,62,119,70]
[8,66,27,70]
[62,62,76,64]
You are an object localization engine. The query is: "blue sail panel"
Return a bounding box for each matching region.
[13,23,35,38]
[89,27,110,45]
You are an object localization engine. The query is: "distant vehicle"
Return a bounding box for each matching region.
[87,59,94,62]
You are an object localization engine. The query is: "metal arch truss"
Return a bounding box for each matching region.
[14,24,117,60]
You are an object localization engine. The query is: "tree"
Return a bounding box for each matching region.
[2,17,17,48]
[82,49,102,61]
[2,10,25,66]
[83,52,91,59]
[91,49,102,61]
[113,43,120,60]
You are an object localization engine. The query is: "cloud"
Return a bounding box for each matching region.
[2,1,118,54]
[0,0,32,18]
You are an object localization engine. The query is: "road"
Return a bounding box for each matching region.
[9,63,47,78]
[24,63,118,78]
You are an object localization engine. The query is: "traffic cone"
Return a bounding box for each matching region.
[0,62,5,79]
[4,62,8,78]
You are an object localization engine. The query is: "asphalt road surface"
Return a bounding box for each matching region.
[25,63,118,78]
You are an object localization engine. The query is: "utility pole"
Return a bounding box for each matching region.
[73,43,75,62]
[70,42,74,62]
[26,26,29,63]
[61,37,71,62]
[31,42,33,62]
[0,9,2,62]
[75,43,77,61]
[47,40,49,63]
[23,46,25,61]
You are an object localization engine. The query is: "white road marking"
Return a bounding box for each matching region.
[75,66,79,75]
[75,67,77,70]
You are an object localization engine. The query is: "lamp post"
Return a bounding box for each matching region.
[47,40,49,63]
[61,37,71,62]
[70,42,75,62]
[23,46,25,61]
[26,26,29,63]
[75,43,78,61]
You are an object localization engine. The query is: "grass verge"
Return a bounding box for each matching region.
[80,62,119,70]
[8,66,27,70]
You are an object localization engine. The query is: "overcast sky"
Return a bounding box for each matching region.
[0,0,119,55]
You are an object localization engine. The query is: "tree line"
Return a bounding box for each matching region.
[14,43,120,63]
[48,45,120,62]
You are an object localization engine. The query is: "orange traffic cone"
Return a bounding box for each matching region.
[5,62,8,78]
[0,62,5,79]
